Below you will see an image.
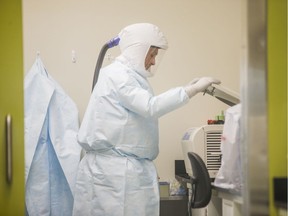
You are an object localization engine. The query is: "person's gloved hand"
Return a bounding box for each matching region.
[184,77,221,98]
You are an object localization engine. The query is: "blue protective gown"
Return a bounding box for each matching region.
[25,57,82,216]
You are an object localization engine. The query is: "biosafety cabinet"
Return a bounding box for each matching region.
[181,84,240,180]
[179,84,241,216]
[181,124,223,179]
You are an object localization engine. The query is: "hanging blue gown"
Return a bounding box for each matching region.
[24,57,82,216]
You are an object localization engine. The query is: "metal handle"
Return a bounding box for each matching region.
[5,114,12,184]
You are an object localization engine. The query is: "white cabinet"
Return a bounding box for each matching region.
[211,187,242,216]
[222,199,241,216]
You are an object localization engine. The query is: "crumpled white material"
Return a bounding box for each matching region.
[214,104,242,192]
[24,57,82,216]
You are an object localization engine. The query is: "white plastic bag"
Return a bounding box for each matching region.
[214,104,242,192]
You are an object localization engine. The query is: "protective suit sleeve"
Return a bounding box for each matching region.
[184,77,221,98]
[117,80,189,119]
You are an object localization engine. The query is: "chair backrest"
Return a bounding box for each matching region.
[188,152,212,208]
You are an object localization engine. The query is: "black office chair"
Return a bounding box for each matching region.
[187,152,212,216]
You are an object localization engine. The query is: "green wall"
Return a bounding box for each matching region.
[0,0,25,215]
[268,0,287,215]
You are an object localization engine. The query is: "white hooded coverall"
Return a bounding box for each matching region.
[72,23,190,216]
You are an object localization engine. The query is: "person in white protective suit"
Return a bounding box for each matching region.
[72,23,221,216]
